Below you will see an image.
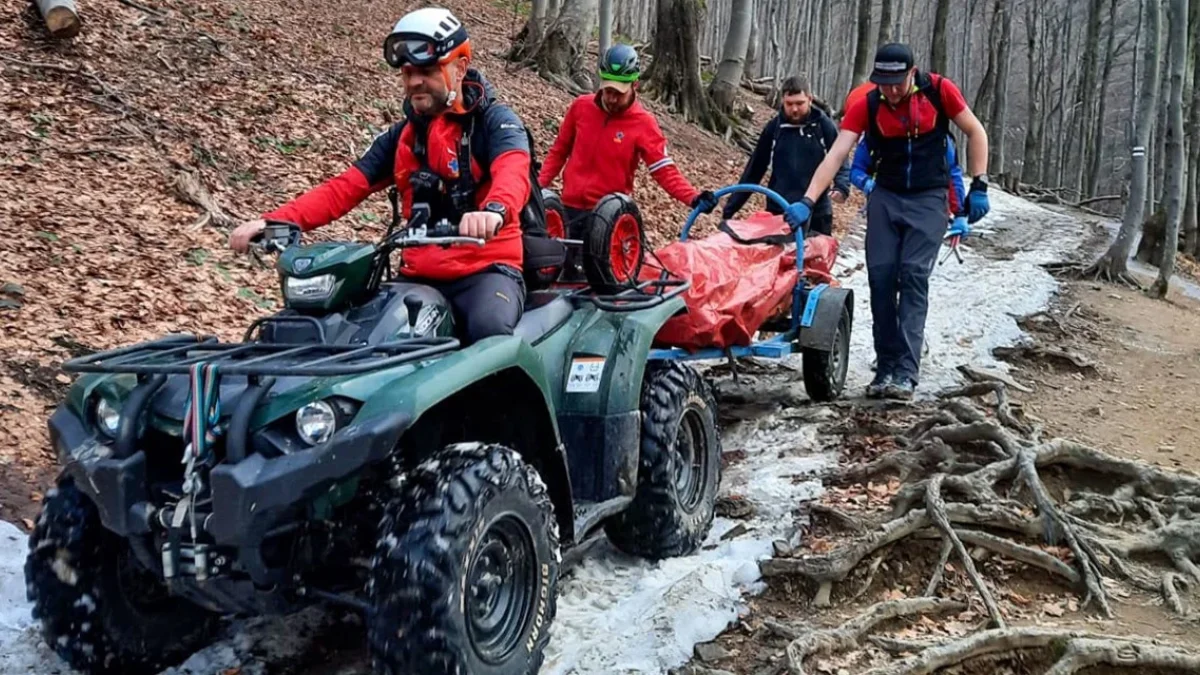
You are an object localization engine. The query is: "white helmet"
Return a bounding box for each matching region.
[383,7,471,69]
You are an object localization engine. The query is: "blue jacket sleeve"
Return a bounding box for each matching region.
[722,119,776,219]
[850,139,871,191]
[947,139,966,214]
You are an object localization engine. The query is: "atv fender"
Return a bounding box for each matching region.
[533,296,686,504]
[796,286,854,352]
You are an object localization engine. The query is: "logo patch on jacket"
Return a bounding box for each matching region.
[447,155,460,177]
[614,131,625,143]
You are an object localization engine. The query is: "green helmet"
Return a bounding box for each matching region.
[599,44,640,83]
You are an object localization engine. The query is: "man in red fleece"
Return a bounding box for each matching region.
[537,44,717,241]
[229,9,531,343]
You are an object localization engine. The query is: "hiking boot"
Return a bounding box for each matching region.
[884,377,916,400]
[865,373,893,399]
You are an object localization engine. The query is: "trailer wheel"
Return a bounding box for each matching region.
[541,188,567,239]
[801,303,851,402]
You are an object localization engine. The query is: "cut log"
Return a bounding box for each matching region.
[36,0,81,39]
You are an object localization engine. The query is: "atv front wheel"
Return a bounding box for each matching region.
[369,444,559,675]
[25,474,220,675]
[605,362,721,559]
[801,303,851,402]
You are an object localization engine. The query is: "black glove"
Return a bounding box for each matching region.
[691,190,719,215]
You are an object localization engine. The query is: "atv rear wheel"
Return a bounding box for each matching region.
[368,443,559,675]
[25,474,220,675]
[605,362,721,559]
[801,304,851,402]
[583,193,645,294]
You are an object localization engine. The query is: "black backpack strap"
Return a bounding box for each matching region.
[717,219,797,246]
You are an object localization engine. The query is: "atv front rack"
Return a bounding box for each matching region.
[571,278,689,313]
[62,333,459,377]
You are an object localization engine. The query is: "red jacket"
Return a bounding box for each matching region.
[262,70,529,281]
[538,93,699,211]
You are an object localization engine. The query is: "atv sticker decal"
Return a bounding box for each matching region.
[566,356,605,393]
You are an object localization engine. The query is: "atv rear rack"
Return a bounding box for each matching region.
[571,278,689,313]
[61,333,459,377]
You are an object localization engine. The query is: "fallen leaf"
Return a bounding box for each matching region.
[21,518,34,531]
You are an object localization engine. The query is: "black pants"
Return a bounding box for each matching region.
[418,266,525,344]
[808,211,833,237]
[865,186,948,384]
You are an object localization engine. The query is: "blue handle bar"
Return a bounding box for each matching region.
[680,184,793,241]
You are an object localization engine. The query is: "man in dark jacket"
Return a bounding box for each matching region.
[722,75,851,235]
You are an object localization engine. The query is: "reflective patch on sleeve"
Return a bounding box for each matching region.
[648,157,675,172]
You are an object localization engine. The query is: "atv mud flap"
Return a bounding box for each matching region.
[557,411,639,502]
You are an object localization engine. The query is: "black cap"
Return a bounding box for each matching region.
[870,43,914,85]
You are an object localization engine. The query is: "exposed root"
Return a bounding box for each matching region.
[993,344,1098,372]
[926,475,1005,627]
[860,628,1199,675]
[767,382,1200,628]
[783,598,966,675]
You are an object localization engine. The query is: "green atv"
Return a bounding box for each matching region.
[24,197,722,675]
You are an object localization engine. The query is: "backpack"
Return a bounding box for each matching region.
[409,109,565,289]
[864,71,949,146]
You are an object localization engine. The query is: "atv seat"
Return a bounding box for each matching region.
[514,292,573,343]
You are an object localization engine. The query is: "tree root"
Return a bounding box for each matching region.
[927,475,1005,627]
[783,598,966,675]
[993,344,1098,372]
[860,628,1200,675]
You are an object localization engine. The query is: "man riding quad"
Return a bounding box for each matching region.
[537,44,718,248]
[230,7,533,343]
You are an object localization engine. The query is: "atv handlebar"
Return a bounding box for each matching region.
[253,221,303,254]
[680,184,792,241]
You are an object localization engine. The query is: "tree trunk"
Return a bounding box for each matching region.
[974,0,1004,132]
[851,0,873,88]
[709,0,753,113]
[878,0,894,46]
[987,0,1014,176]
[931,0,951,74]
[599,0,614,61]
[647,0,723,129]
[1071,0,1105,198]
[514,0,598,92]
[1085,0,1121,199]
[1185,0,1200,255]
[36,0,79,39]
[1021,0,1043,185]
[1093,0,1163,281]
[1152,0,1189,298]
[745,11,761,79]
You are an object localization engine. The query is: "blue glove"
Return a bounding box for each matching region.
[947,215,970,239]
[862,177,875,196]
[784,197,814,229]
[967,178,990,223]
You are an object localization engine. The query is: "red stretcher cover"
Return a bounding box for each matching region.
[643,212,840,351]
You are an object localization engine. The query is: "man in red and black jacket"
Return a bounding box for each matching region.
[229,8,530,344]
[791,43,991,400]
[538,44,717,240]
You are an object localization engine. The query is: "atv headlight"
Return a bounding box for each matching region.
[94,397,121,437]
[296,400,337,445]
[285,274,336,302]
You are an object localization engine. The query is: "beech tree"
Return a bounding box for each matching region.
[1088,0,1162,282]
[709,0,754,114]
[1151,0,1189,298]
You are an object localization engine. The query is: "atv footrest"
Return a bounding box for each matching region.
[648,332,796,362]
[61,333,459,376]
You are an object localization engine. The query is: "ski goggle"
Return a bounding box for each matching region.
[384,34,440,68]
